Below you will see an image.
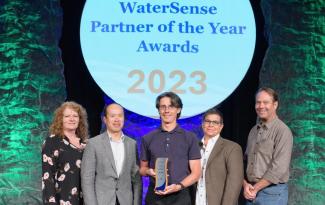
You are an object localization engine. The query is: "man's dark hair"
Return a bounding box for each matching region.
[155,92,183,119]
[256,87,279,102]
[202,108,224,124]
[103,103,124,117]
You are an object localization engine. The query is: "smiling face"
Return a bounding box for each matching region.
[202,113,224,138]
[158,97,181,126]
[104,104,124,134]
[62,107,80,133]
[255,90,278,122]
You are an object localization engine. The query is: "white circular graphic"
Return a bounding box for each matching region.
[80,0,256,118]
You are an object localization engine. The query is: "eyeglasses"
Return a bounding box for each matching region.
[203,120,222,126]
[159,105,176,111]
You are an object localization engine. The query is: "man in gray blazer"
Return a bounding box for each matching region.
[81,103,142,205]
[196,109,243,205]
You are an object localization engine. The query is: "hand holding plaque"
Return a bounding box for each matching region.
[154,157,168,191]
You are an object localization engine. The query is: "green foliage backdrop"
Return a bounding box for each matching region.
[260,0,325,204]
[0,0,65,204]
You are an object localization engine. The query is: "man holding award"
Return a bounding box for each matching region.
[140,92,201,205]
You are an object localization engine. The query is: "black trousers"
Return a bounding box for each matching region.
[116,197,120,205]
[145,182,192,205]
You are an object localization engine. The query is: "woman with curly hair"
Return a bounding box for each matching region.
[42,101,89,205]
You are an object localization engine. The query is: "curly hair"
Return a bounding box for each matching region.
[49,101,89,141]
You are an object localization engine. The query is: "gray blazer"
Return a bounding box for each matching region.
[81,132,142,205]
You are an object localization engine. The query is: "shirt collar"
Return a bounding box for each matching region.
[107,131,125,142]
[202,134,220,144]
[159,124,183,134]
[257,116,278,130]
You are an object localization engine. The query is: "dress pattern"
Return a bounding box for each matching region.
[42,135,85,205]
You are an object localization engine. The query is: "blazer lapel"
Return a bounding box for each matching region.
[206,137,224,169]
[119,137,129,176]
[101,132,118,177]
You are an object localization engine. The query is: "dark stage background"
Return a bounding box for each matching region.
[60,1,266,204]
[60,0,267,153]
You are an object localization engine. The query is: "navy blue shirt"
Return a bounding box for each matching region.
[141,125,201,184]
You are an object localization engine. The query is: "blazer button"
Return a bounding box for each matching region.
[116,187,118,191]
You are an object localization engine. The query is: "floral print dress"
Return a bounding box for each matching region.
[42,135,86,205]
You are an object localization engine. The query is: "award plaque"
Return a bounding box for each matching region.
[154,157,168,191]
